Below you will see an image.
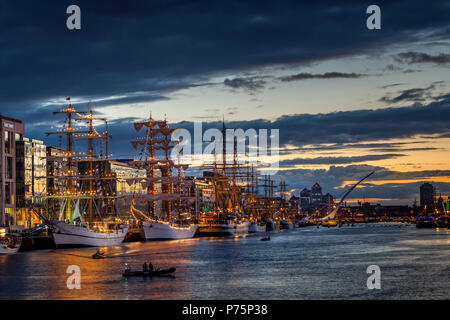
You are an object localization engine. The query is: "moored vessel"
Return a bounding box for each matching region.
[248,221,266,233]
[52,220,128,248]
[321,220,338,228]
[279,220,293,229]
[0,232,22,255]
[35,100,129,248]
[142,220,197,240]
[265,219,276,231]
[129,116,198,240]
[198,216,249,236]
[416,216,436,228]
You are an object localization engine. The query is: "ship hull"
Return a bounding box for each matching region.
[266,219,278,231]
[248,222,266,233]
[198,221,249,236]
[51,221,128,248]
[321,220,338,228]
[0,245,20,255]
[416,217,436,228]
[279,220,293,230]
[142,221,198,240]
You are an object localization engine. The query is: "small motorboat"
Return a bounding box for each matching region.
[260,236,270,241]
[122,267,176,277]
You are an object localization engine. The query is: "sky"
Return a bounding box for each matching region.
[1,0,450,205]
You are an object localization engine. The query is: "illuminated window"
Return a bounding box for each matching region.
[5,131,10,153]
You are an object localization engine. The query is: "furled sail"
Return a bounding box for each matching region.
[134,122,144,132]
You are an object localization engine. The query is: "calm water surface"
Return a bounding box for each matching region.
[0,223,449,299]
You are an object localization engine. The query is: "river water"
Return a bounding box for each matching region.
[0,223,448,299]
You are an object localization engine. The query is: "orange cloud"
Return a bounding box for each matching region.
[336,176,450,189]
[344,198,394,203]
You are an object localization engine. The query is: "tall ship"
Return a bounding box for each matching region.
[33,99,128,248]
[247,172,276,233]
[128,116,197,240]
[197,121,251,236]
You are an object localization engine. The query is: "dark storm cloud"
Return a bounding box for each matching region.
[278,141,430,154]
[223,77,267,92]
[24,93,450,157]
[379,82,443,104]
[271,95,450,148]
[1,0,450,116]
[279,72,364,82]
[379,83,404,89]
[394,51,450,65]
[279,154,405,166]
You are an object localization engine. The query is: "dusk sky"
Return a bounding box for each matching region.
[1,1,450,205]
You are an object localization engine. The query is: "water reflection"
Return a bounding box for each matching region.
[0,223,448,299]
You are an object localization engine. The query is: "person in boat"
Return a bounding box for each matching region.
[143,262,148,272]
[124,264,130,272]
[148,262,154,271]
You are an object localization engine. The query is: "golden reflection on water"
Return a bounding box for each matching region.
[12,239,202,300]
[1,225,449,299]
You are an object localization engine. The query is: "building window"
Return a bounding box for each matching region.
[5,182,11,204]
[7,157,13,179]
[4,131,15,154]
[5,131,10,153]
[5,208,13,225]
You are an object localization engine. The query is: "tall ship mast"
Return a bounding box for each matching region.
[128,115,198,240]
[35,98,129,248]
[197,120,251,236]
[247,170,275,233]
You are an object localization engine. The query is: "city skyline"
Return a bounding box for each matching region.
[1,1,450,205]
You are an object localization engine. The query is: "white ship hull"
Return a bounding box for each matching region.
[52,221,129,248]
[0,244,20,255]
[248,222,266,233]
[142,221,198,240]
[199,221,249,236]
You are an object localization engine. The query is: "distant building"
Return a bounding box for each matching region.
[298,184,334,210]
[0,116,24,226]
[16,138,47,227]
[420,183,435,210]
[289,195,300,211]
[46,146,66,196]
[322,193,334,206]
[300,188,311,208]
[194,176,215,212]
[311,182,322,204]
[110,160,148,196]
